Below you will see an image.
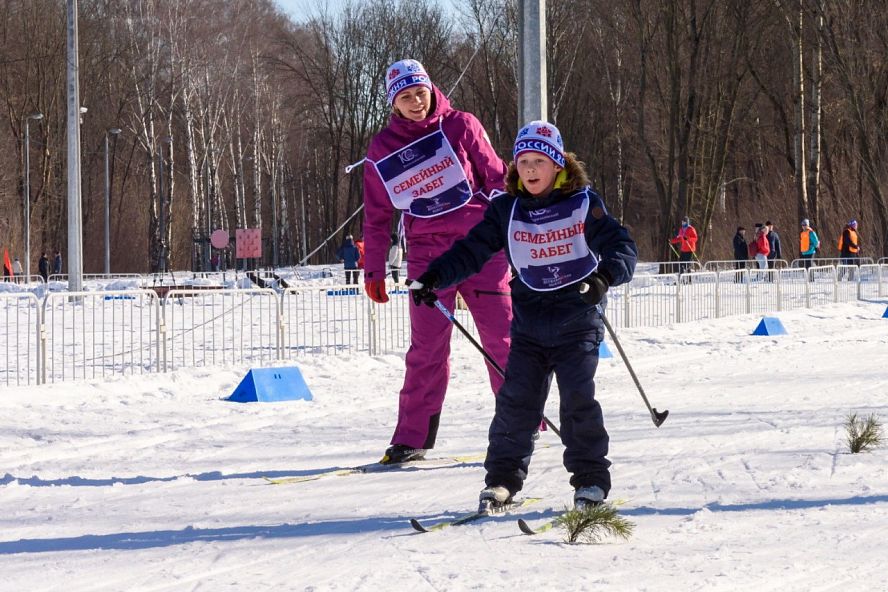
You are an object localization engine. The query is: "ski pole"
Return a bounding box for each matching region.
[408,282,561,436]
[578,288,668,427]
[432,299,561,437]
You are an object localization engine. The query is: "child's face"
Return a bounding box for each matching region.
[394,86,432,121]
[516,152,562,197]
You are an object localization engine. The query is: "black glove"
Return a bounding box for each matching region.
[410,271,440,307]
[579,272,609,306]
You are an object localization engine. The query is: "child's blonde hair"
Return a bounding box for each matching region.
[505,151,591,195]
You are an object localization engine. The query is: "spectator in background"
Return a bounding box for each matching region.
[337,234,361,284]
[52,250,62,275]
[838,219,861,264]
[387,233,403,284]
[2,249,12,281]
[799,219,819,269]
[354,236,365,270]
[765,220,782,269]
[12,257,23,276]
[838,219,861,280]
[732,226,748,270]
[670,216,698,273]
[38,252,49,282]
[750,223,770,270]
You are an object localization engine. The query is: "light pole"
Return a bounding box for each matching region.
[157,136,172,274]
[23,112,44,279]
[104,128,121,275]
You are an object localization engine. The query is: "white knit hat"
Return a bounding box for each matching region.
[513,121,565,168]
[385,59,432,105]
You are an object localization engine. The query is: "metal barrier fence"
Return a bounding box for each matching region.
[703,259,789,271]
[162,288,279,370]
[41,290,161,384]
[48,273,144,283]
[0,293,41,386]
[1,265,885,387]
[790,257,875,268]
[1,274,45,285]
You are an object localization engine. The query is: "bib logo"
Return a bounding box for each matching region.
[547,266,561,280]
[398,148,418,164]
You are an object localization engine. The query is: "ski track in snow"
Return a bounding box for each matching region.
[1,300,887,590]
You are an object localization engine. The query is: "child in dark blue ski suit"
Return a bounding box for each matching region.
[412,121,637,507]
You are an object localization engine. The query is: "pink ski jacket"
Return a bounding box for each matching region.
[362,85,507,281]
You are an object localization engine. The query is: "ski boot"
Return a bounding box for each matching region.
[379,444,427,465]
[573,485,605,510]
[478,486,513,513]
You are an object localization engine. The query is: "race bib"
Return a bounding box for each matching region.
[372,125,472,218]
[508,191,598,291]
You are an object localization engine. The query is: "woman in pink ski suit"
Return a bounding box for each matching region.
[362,59,513,464]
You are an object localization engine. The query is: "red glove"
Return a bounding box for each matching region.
[364,279,389,304]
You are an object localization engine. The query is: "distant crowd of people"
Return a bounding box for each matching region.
[2,249,62,282]
[667,216,863,273]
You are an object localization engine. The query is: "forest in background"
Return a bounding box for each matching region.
[1,0,886,273]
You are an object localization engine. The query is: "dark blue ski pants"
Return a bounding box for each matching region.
[484,304,611,497]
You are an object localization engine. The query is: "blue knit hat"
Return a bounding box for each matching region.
[385,59,432,105]
[849,218,857,227]
[513,121,565,168]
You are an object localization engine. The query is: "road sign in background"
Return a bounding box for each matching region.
[235,228,262,259]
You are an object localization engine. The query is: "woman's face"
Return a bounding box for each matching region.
[394,86,432,121]
[516,152,562,197]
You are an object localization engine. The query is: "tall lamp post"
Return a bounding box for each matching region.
[103,128,121,275]
[23,112,44,280]
[157,136,172,274]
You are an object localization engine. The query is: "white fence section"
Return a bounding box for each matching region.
[41,290,161,384]
[0,293,41,386]
[163,288,280,370]
[1,265,885,387]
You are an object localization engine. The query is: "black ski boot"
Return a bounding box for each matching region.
[380,444,427,465]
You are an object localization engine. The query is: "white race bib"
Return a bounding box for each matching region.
[508,190,598,291]
[371,123,472,218]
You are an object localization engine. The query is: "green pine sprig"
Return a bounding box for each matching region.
[845,412,884,453]
[557,503,635,544]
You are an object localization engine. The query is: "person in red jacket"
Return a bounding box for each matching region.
[361,59,513,464]
[670,216,698,273]
[749,223,770,270]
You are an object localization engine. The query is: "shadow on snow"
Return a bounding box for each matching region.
[0,461,482,488]
[2,493,887,555]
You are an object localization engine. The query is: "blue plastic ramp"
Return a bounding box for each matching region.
[228,367,313,402]
[752,317,787,336]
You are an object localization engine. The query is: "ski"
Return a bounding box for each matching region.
[517,516,560,535]
[518,499,628,535]
[410,497,543,533]
[264,452,485,485]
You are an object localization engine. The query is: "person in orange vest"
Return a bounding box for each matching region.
[838,219,861,280]
[670,216,698,273]
[799,219,819,269]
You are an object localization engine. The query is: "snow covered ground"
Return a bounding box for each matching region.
[1,300,887,591]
